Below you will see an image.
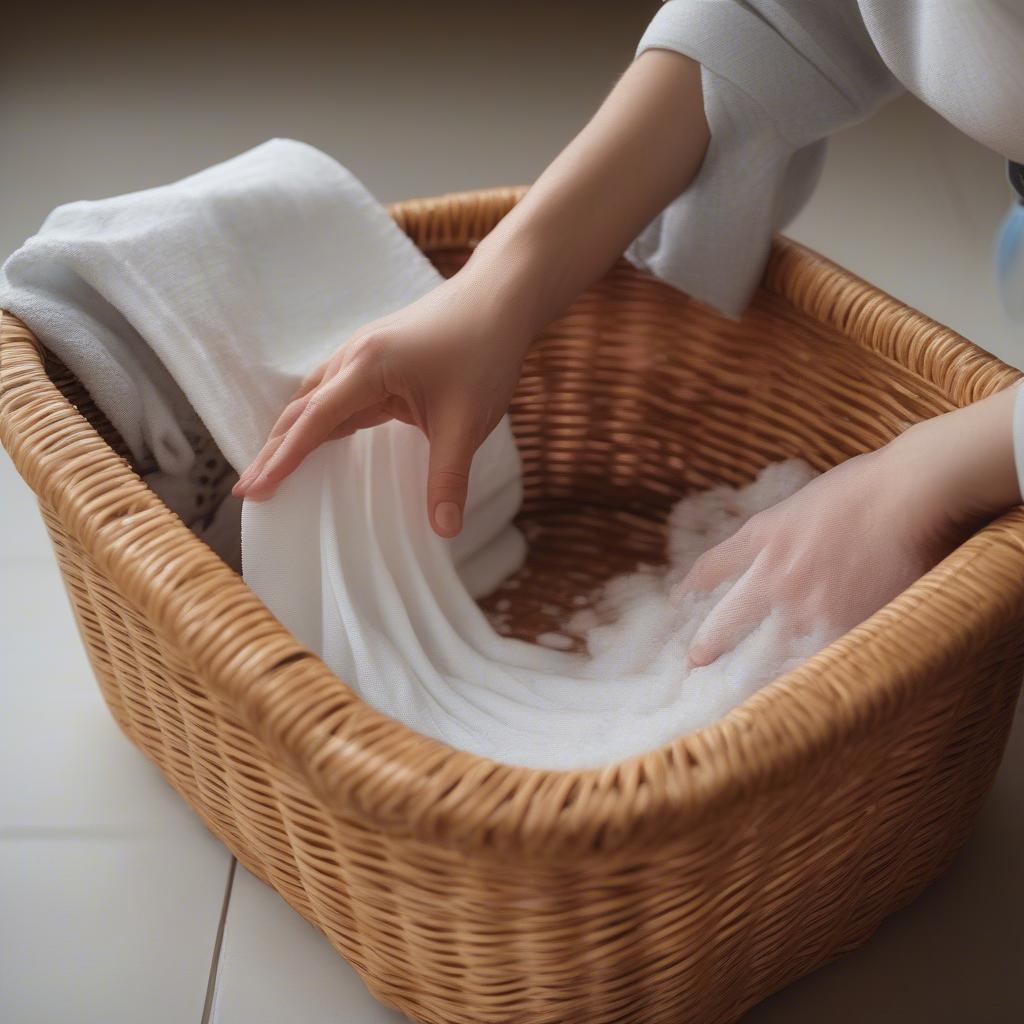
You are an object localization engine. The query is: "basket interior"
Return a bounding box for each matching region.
[41,243,958,652]
[425,248,958,646]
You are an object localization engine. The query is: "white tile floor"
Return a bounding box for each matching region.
[0,495,233,1024]
[2,4,1023,1021]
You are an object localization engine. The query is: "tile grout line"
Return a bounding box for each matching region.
[201,856,237,1024]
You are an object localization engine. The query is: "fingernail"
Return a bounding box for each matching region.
[687,646,712,669]
[434,501,462,537]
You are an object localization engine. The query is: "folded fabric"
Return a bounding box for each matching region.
[1,141,832,769]
[0,139,522,582]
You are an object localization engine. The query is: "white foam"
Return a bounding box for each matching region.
[536,632,576,651]
[479,459,838,768]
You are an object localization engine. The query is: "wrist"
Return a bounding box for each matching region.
[431,242,542,359]
[460,213,570,338]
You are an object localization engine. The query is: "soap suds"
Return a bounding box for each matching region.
[566,459,827,679]
[536,631,576,651]
[478,459,839,768]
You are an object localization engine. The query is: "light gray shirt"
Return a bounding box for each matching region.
[627,0,1024,317]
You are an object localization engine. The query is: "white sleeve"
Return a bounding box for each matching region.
[859,0,1024,164]
[625,1,901,317]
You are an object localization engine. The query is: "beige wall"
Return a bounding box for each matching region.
[3,1,1015,364]
[1,1,659,257]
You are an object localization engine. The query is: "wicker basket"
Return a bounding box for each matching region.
[2,187,1023,1024]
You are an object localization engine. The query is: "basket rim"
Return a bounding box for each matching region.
[3,185,1024,858]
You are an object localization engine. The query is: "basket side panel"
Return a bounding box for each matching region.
[35,499,444,1014]
[36,485,1023,1023]
[36,502,363,953]
[331,650,1017,1024]
[504,267,967,528]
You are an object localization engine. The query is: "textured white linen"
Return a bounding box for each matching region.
[0,140,836,768]
[0,138,526,594]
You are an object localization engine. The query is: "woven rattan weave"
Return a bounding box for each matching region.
[2,187,1023,1024]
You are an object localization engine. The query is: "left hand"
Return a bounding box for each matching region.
[675,387,1021,667]
[232,269,533,538]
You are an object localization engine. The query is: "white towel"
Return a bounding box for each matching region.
[0,140,525,589]
[1,140,830,769]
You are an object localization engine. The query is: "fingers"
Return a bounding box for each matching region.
[232,390,324,497]
[292,360,331,401]
[265,392,316,446]
[326,406,393,441]
[235,364,381,500]
[427,416,477,539]
[687,562,770,669]
[673,528,755,604]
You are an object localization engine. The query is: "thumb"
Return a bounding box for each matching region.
[427,416,477,538]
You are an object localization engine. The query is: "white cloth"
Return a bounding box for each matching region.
[0,140,832,768]
[0,139,526,594]
[628,0,1024,318]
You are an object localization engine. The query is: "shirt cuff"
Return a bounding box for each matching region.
[627,0,897,317]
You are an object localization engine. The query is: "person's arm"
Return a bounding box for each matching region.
[233,48,709,538]
[464,48,709,343]
[677,387,1023,667]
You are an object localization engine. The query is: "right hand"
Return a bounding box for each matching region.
[232,272,533,539]
[673,386,1022,667]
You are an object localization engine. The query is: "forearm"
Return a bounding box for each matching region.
[460,48,709,339]
[888,386,1022,530]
